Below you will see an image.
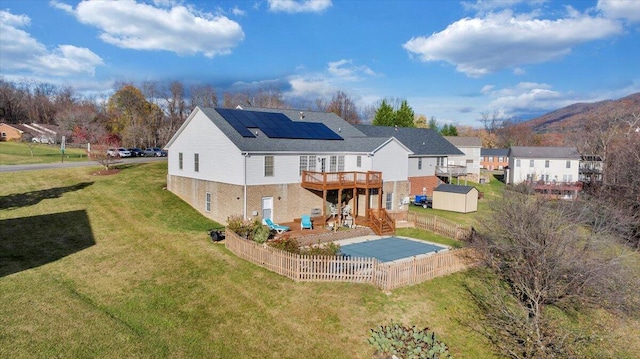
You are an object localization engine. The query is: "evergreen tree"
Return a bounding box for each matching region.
[428,117,439,132]
[396,100,416,127]
[372,99,395,126]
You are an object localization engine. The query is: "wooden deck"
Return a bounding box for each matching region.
[300,170,382,191]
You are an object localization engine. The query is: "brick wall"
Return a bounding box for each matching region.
[408,176,441,196]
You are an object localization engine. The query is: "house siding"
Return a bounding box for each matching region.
[408,156,437,177]
[0,124,23,141]
[432,189,478,213]
[370,140,409,181]
[508,157,580,184]
[168,110,246,185]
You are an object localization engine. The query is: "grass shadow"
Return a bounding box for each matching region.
[0,182,94,210]
[0,210,96,277]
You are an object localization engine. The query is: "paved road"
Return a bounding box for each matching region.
[0,156,167,173]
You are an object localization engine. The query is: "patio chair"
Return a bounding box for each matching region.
[342,204,351,216]
[329,203,338,219]
[301,214,313,230]
[264,218,290,234]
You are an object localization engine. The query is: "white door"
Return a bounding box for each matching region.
[261,197,273,224]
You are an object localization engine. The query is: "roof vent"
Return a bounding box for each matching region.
[338,127,341,132]
[395,125,398,131]
[299,111,305,120]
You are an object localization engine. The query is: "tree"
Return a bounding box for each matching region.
[440,124,458,136]
[413,114,428,128]
[468,192,639,357]
[371,99,394,126]
[395,100,415,128]
[190,84,218,109]
[324,91,361,124]
[427,117,439,132]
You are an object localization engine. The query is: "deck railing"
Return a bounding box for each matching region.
[301,170,382,189]
[224,229,474,291]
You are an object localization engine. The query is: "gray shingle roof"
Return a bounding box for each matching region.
[444,136,482,147]
[354,125,463,156]
[509,146,580,160]
[481,148,509,157]
[434,184,477,194]
[199,107,389,153]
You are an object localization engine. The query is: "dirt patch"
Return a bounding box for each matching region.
[91,168,121,176]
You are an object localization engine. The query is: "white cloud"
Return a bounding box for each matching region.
[403,9,623,77]
[483,82,580,118]
[231,6,246,16]
[597,0,640,23]
[0,9,104,77]
[462,0,548,13]
[268,0,332,14]
[63,0,244,57]
[327,59,378,80]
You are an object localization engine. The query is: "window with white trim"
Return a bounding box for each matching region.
[529,159,534,167]
[516,159,521,167]
[329,156,337,172]
[418,158,422,170]
[545,160,549,168]
[337,155,344,171]
[436,157,445,167]
[299,155,308,175]
[179,152,183,170]
[566,160,571,168]
[386,192,393,210]
[205,192,211,212]
[356,155,362,168]
[194,153,199,172]
[265,156,274,177]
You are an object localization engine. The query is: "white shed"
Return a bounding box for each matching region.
[432,184,478,213]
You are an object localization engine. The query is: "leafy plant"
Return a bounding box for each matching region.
[302,241,341,256]
[268,235,301,254]
[368,321,452,359]
[227,215,262,240]
[252,224,270,244]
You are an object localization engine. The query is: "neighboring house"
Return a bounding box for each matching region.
[507,146,582,199]
[432,184,478,213]
[354,125,462,197]
[0,123,57,143]
[165,107,461,227]
[0,123,24,141]
[480,148,509,170]
[443,136,482,179]
[579,155,603,184]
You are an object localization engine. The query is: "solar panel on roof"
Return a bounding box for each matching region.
[216,108,343,140]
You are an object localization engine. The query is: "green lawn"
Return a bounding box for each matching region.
[409,171,506,228]
[1,163,637,358]
[0,141,89,165]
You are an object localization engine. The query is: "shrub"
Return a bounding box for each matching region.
[268,235,301,254]
[368,321,452,359]
[227,215,262,241]
[253,224,270,244]
[302,241,341,256]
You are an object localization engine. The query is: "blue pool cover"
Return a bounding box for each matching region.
[339,237,447,263]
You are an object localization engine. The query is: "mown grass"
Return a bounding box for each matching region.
[409,171,505,228]
[1,162,638,358]
[0,141,89,165]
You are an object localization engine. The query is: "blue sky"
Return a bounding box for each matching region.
[1,0,639,127]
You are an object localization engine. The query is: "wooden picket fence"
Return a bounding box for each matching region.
[406,212,472,240]
[224,230,474,291]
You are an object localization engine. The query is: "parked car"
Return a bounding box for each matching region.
[128,148,145,157]
[107,148,131,157]
[144,147,167,157]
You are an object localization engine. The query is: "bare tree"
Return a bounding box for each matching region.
[468,191,639,357]
[321,91,361,124]
[189,84,218,109]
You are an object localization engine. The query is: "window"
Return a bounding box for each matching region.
[386,193,393,210]
[545,160,549,168]
[194,153,199,172]
[264,156,274,177]
[529,160,534,167]
[356,155,362,168]
[418,158,422,170]
[308,156,316,171]
[488,156,494,162]
[205,192,211,212]
[329,156,337,172]
[299,156,308,175]
[516,159,521,167]
[437,157,445,167]
[178,152,183,170]
[498,156,504,162]
[566,160,571,168]
[337,155,344,171]
[1,132,6,138]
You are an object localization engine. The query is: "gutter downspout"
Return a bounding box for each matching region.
[243,152,249,220]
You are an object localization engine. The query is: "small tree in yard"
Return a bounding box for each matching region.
[467,191,640,358]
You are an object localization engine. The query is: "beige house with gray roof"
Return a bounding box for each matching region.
[443,136,482,178]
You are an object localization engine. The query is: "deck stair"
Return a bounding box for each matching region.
[368,208,395,236]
